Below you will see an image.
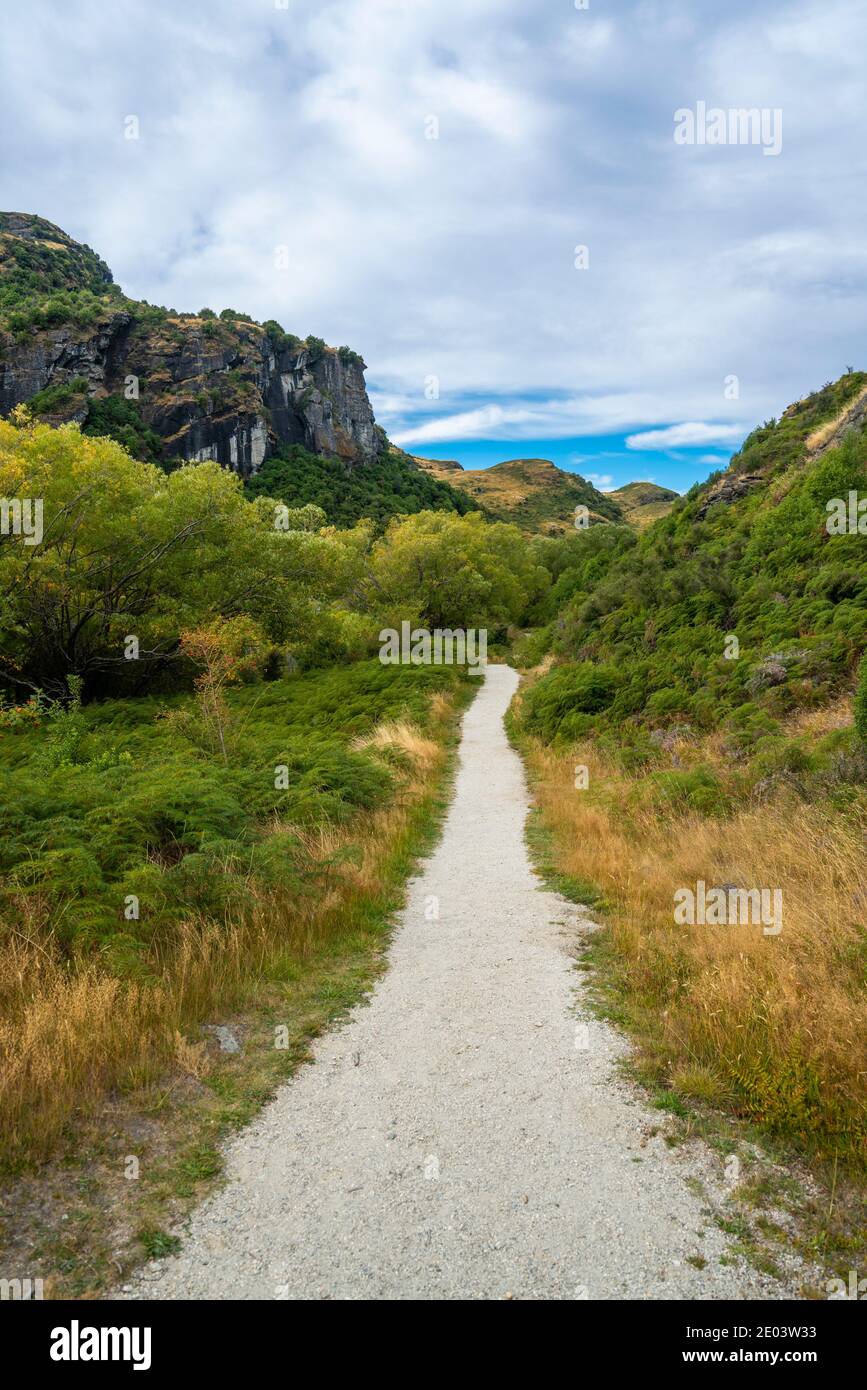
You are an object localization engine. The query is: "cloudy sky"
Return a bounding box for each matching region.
[2,0,865,491]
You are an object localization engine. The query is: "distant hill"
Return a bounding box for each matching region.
[607,480,679,529]
[412,455,624,533]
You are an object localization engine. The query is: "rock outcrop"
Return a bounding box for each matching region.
[0,213,381,476]
[0,311,132,423]
[695,471,765,519]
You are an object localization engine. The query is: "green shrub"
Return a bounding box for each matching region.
[263,319,301,354]
[512,626,552,668]
[28,377,89,415]
[0,661,466,957]
[637,766,728,817]
[644,686,692,718]
[82,393,164,465]
[304,334,326,361]
[724,705,782,754]
[749,736,811,782]
[856,653,867,747]
[521,662,621,741]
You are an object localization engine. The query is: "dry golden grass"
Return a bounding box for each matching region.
[784,696,853,738]
[806,384,867,455]
[427,690,454,726]
[0,704,454,1168]
[526,734,867,1165]
[173,1029,212,1080]
[352,718,440,772]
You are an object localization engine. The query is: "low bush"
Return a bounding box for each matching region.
[520,662,622,741]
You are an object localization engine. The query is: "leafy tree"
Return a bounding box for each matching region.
[366,510,549,631]
[304,335,326,362]
[262,320,301,355]
[0,417,355,698]
[165,617,268,762]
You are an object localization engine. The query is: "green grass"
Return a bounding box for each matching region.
[135,1226,182,1259]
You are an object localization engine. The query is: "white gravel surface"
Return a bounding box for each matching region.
[124,664,799,1301]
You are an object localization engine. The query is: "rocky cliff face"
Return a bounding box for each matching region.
[0,311,132,418]
[0,214,381,476]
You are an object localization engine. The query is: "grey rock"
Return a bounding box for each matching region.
[695,471,765,519]
[208,1025,241,1054]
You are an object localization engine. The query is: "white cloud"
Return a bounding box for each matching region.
[392,404,540,446]
[586,473,615,490]
[625,423,748,451]
[389,393,754,445]
[0,0,863,452]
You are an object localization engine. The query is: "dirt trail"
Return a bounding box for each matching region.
[124,665,795,1300]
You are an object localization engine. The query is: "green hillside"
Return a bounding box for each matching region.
[246,443,481,528]
[516,371,867,1182]
[525,370,867,740]
[0,212,116,329]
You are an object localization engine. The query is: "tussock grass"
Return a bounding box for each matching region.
[352,718,440,771]
[523,729,867,1167]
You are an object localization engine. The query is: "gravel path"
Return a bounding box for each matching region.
[124,664,795,1301]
